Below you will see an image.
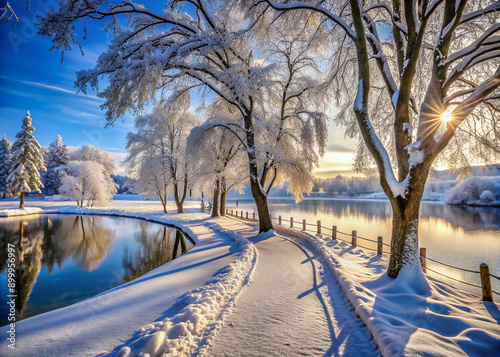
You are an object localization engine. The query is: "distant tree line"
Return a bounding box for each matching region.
[311,175,382,196]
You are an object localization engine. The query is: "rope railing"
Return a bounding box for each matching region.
[225,208,498,302]
[425,266,482,289]
[422,255,481,274]
[489,273,500,281]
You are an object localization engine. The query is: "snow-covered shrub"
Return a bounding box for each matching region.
[59,161,117,206]
[445,177,499,205]
[479,190,496,203]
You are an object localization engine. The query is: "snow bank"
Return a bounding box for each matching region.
[115,221,257,357]
[274,225,500,357]
[0,206,43,217]
[0,201,257,357]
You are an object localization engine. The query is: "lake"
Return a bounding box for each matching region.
[228,198,500,293]
[0,214,193,326]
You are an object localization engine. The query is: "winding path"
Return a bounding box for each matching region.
[209,220,377,356]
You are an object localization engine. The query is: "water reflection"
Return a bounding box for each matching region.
[0,215,192,325]
[14,221,43,318]
[71,216,112,271]
[123,225,191,282]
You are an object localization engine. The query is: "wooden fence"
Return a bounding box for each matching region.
[225,209,499,302]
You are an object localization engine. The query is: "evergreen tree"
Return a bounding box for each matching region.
[7,111,46,208]
[0,134,12,198]
[45,135,69,194]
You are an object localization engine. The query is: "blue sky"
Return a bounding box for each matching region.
[0,1,358,177]
[0,1,134,173]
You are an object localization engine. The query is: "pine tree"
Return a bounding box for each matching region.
[0,134,12,198]
[45,135,69,194]
[7,111,47,208]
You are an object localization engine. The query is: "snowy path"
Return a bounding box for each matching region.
[209,223,377,356]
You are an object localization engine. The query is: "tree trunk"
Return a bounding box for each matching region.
[173,174,188,213]
[243,106,273,232]
[173,182,183,213]
[211,179,220,217]
[250,177,273,232]
[19,192,25,209]
[159,194,167,213]
[387,200,421,277]
[387,160,432,277]
[220,189,226,216]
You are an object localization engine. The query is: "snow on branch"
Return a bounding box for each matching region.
[460,2,500,24]
[257,0,356,39]
[444,48,500,90]
[444,23,500,66]
[436,66,500,153]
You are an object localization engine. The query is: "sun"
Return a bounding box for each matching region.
[440,110,452,123]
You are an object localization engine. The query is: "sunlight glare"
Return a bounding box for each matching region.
[440,110,452,123]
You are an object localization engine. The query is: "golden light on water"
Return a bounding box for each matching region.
[441,110,452,123]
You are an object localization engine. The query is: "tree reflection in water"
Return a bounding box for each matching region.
[14,220,44,318]
[122,224,192,283]
[71,216,113,271]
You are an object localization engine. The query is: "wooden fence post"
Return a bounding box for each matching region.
[420,247,427,274]
[377,236,383,255]
[290,217,293,228]
[303,219,306,231]
[236,211,238,218]
[480,263,493,302]
[241,210,243,219]
[231,209,233,216]
[351,230,357,246]
[317,220,321,234]
[246,211,248,219]
[332,226,337,240]
[279,215,282,225]
[253,212,255,220]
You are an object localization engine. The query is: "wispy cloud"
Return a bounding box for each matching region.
[0,76,103,101]
[58,106,106,127]
[0,87,48,102]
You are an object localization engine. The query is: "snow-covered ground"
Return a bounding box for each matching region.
[0,199,257,356]
[1,198,499,356]
[275,226,500,357]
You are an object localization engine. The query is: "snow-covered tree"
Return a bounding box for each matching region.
[0,134,12,198]
[256,31,328,201]
[71,145,116,177]
[187,102,248,217]
[7,111,46,208]
[260,0,500,277]
[125,99,199,213]
[129,158,172,213]
[45,135,69,195]
[38,0,278,232]
[59,160,117,207]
